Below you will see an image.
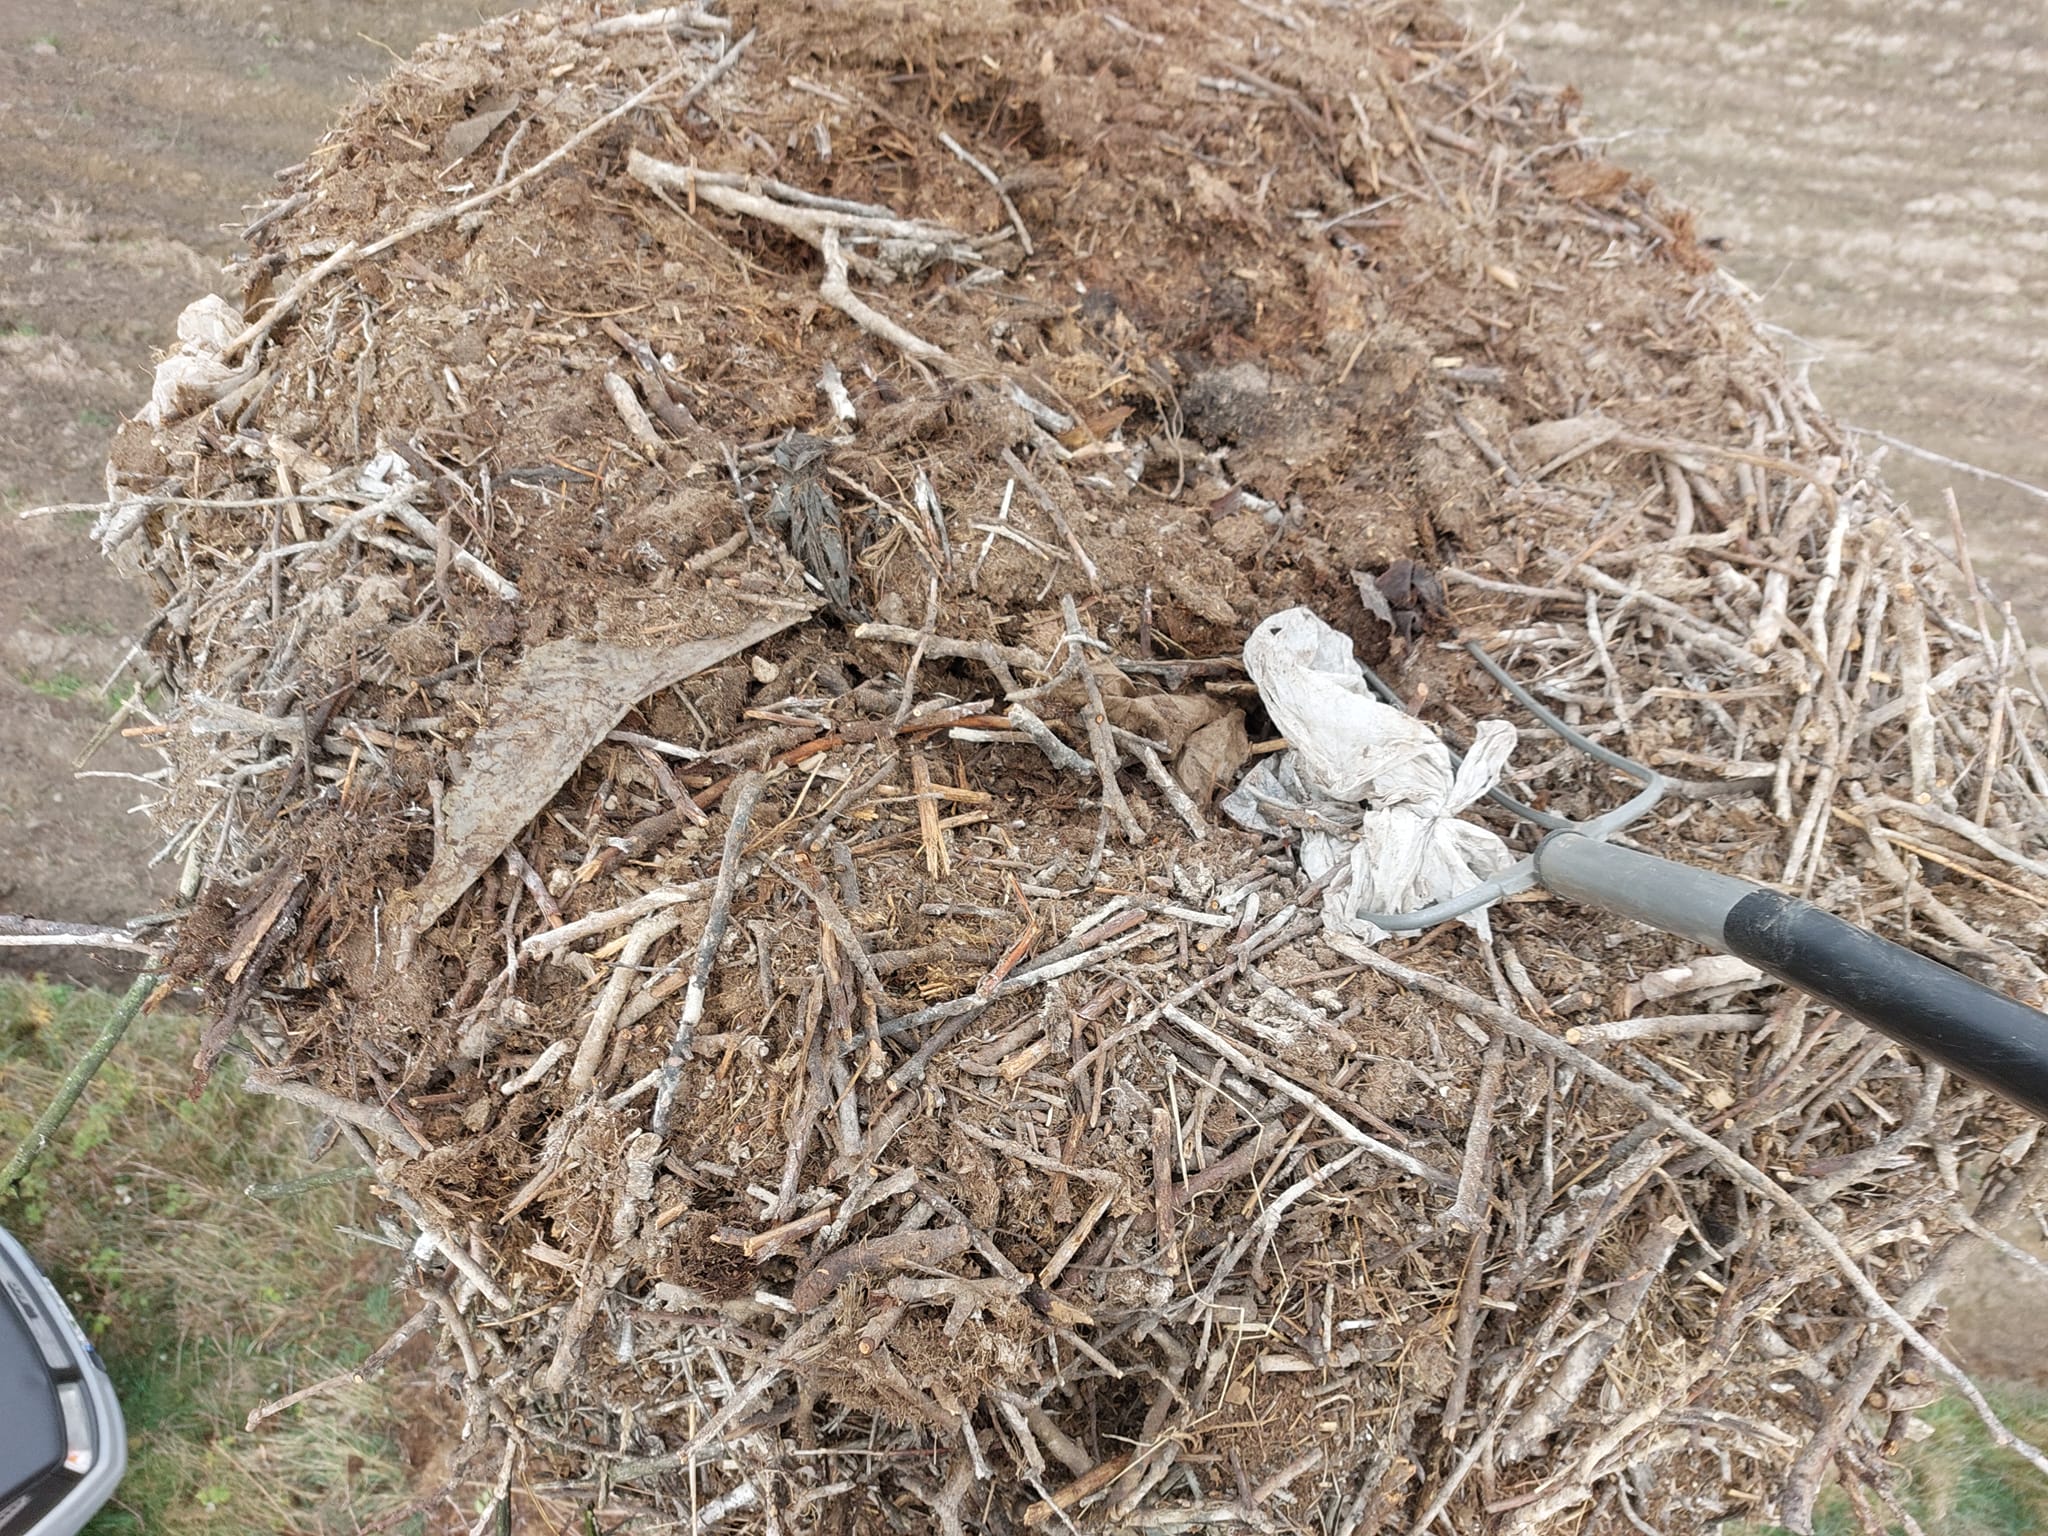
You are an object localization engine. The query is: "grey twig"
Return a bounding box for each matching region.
[240,1070,425,1158]
[938,130,1034,255]
[653,771,768,1135]
[1340,937,2048,1487]
[0,916,158,952]
[1062,596,1143,843]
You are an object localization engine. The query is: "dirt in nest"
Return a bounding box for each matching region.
[151,0,1767,704]
[93,0,2048,1531]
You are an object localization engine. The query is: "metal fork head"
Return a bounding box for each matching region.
[1347,637,1668,932]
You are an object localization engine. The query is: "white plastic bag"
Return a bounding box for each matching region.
[142,294,258,426]
[1221,607,1517,942]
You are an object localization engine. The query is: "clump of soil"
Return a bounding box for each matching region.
[97,1,2048,1532]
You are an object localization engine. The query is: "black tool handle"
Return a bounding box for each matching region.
[1535,832,2048,1121]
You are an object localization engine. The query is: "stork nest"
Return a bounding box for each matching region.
[93,0,2048,1531]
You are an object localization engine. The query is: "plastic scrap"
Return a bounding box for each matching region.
[142,294,258,426]
[1222,607,1518,942]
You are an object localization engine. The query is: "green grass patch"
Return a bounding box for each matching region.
[98,678,162,716]
[1861,1386,2048,1535]
[22,669,95,701]
[0,976,431,1535]
[1721,1382,2048,1536]
[15,670,163,716]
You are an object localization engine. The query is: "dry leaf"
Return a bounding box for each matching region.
[1510,412,1622,478]
[1545,158,1633,205]
[1175,709,1250,803]
[1104,688,1231,754]
[1056,403,1134,449]
[1621,953,1765,1015]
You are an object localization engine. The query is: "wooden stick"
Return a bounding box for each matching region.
[938,130,1034,255]
[2,973,158,1193]
[1006,450,1100,589]
[221,241,361,360]
[499,1040,570,1095]
[1007,703,1094,776]
[1159,1005,1452,1191]
[380,497,518,600]
[604,371,667,457]
[819,226,950,364]
[0,916,157,952]
[244,1301,438,1428]
[1128,739,1207,840]
[1867,794,2048,886]
[634,156,976,258]
[911,749,950,877]
[240,1070,423,1158]
[521,878,715,959]
[582,6,731,37]
[569,907,684,1095]
[1062,596,1142,842]
[653,772,767,1135]
[679,1312,834,1455]
[1438,1222,1490,1443]
[1563,1012,1770,1046]
[1944,485,2011,824]
[854,622,1048,674]
[774,854,898,1025]
[379,1184,512,1310]
[1445,1031,1505,1229]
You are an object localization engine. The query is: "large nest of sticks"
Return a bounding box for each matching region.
[97,1,2048,1530]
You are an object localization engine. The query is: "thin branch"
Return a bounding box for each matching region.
[818,225,952,365]
[3,973,157,1194]
[1336,937,2048,1484]
[239,1071,424,1158]
[0,916,158,952]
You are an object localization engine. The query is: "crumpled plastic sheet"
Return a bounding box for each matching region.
[143,293,258,426]
[1222,607,1518,943]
